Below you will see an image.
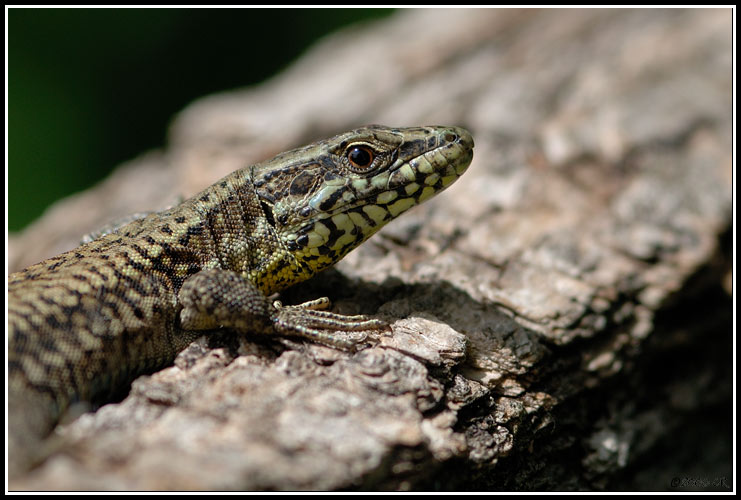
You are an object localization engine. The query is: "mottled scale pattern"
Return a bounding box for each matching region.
[7,125,474,477]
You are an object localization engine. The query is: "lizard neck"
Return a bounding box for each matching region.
[180,168,314,296]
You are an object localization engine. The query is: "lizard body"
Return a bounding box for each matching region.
[7,125,473,476]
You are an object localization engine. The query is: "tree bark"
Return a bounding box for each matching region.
[8,8,733,491]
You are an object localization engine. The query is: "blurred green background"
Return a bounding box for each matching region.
[8,8,395,231]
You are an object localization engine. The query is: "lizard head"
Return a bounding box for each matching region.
[252,125,474,279]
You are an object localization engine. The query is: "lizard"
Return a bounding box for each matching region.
[7,124,474,478]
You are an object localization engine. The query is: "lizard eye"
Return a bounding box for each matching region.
[346,146,375,172]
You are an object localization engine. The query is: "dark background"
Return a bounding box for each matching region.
[8,8,394,231]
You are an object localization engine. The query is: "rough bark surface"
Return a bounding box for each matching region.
[8,8,733,491]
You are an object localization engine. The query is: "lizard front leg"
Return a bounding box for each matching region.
[178,269,387,350]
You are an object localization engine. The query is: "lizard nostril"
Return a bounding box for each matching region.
[443,131,458,143]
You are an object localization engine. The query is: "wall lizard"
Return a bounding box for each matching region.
[7,125,474,477]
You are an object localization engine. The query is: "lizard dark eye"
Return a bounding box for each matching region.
[346,146,375,172]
